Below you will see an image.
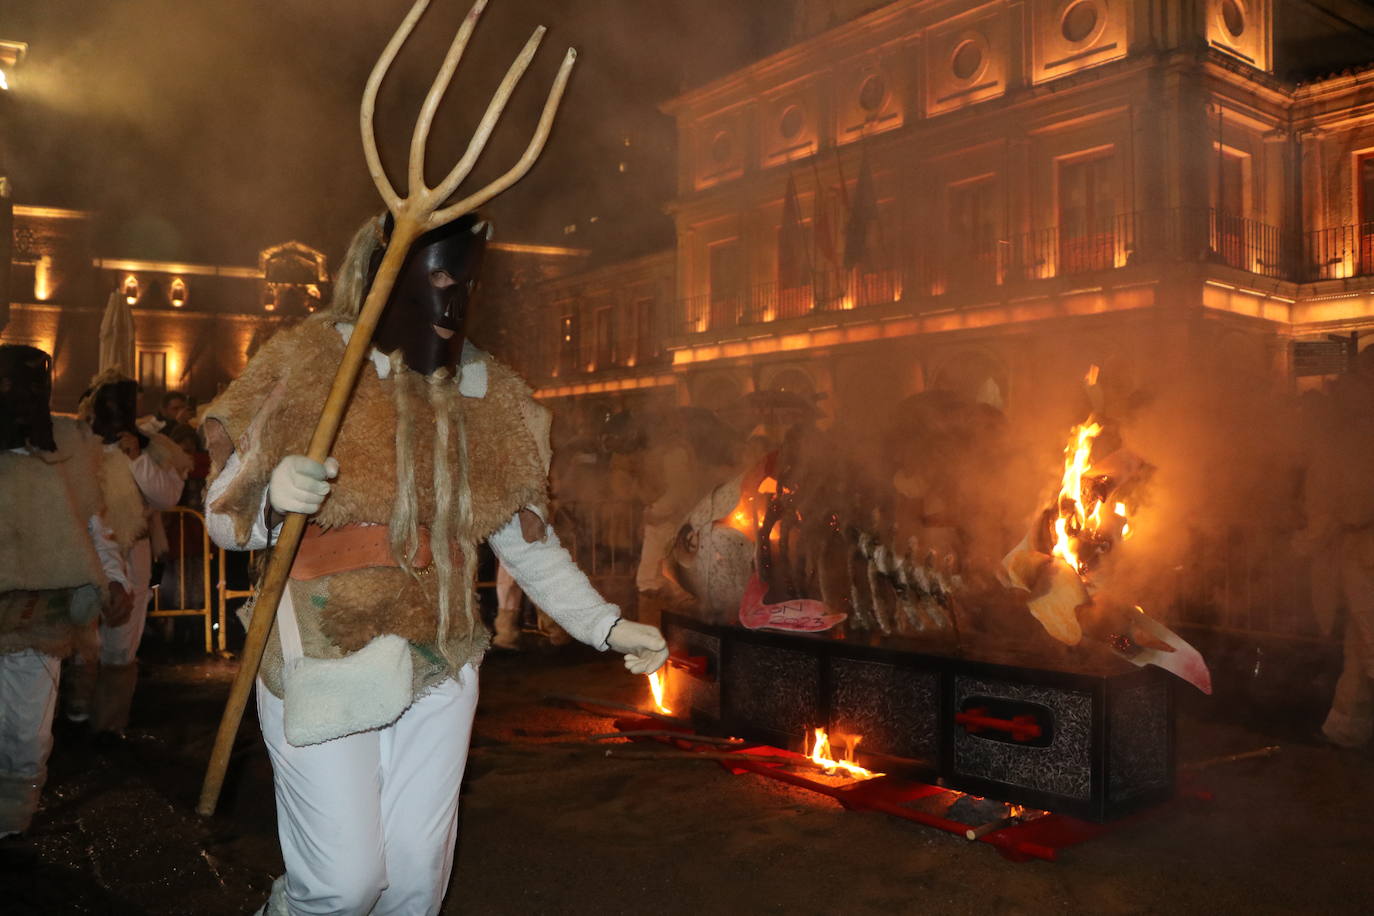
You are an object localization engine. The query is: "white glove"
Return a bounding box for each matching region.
[606,619,669,675]
[268,455,339,515]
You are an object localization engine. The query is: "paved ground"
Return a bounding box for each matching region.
[1,639,1370,915]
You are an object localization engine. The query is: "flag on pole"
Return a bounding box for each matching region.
[778,174,809,290]
[810,159,839,268]
[844,150,878,270]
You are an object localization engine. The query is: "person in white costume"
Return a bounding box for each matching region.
[67,374,188,735]
[204,215,668,915]
[0,346,129,837]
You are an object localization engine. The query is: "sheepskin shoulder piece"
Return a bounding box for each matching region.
[204,318,548,546]
[99,448,148,549]
[0,419,107,594]
[204,318,551,663]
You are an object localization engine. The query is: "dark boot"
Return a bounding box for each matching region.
[90,662,138,735]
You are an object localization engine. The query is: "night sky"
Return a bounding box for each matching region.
[2,0,774,267]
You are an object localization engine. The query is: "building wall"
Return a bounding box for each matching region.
[500,0,1374,459]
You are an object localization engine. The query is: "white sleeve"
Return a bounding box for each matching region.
[206,450,279,551]
[487,508,621,651]
[88,515,130,588]
[130,450,186,510]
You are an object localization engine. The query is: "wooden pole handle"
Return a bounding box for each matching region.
[196,219,422,817]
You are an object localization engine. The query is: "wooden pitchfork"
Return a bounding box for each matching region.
[196,0,575,817]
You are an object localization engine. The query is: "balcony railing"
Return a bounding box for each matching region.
[524,210,1374,377]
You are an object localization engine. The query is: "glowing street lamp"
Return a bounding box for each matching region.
[0,40,27,92]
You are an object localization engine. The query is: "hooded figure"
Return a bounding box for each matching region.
[0,346,128,837]
[65,372,188,735]
[203,214,668,915]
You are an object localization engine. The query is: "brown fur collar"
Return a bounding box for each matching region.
[204,318,551,651]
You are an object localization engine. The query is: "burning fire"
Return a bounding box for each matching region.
[647,670,672,715]
[1051,419,1104,575]
[803,728,881,780]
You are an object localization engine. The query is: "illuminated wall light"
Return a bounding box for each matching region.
[167,349,183,383]
[0,69,9,91]
[33,255,53,301]
[123,275,140,306]
[170,277,188,308]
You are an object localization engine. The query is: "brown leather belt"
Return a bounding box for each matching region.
[290,523,434,581]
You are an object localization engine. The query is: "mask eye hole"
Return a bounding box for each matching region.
[429,269,457,289]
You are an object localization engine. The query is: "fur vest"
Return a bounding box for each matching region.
[0,418,107,655]
[204,318,551,695]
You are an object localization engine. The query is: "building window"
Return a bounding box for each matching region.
[951,39,985,82]
[948,179,999,287]
[708,239,745,329]
[123,275,140,306]
[1061,1,1100,44]
[1058,152,1119,273]
[170,277,188,308]
[780,105,805,140]
[634,297,656,363]
[1220,0,1245,38]
[558,313,579,375]
[858,75,887,114]
[594,306,614,369]
[1357,155,1374,273]
[1211,147,1251,271]
[138,350,167,393]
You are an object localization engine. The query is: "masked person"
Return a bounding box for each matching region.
[0,346,129,837]
[68,374,189,735]
[203,214,668,916]
[1304,348,1374,749]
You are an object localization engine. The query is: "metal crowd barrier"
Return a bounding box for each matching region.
[149,506,221,653]
[150,501,646,654]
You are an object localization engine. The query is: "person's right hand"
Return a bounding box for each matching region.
[268,455,340,516]
[104,582,133,628]
[116,431,141,460]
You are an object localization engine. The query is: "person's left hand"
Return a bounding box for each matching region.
[606,619,668,674]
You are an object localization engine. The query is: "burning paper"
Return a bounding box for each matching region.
[1001,367,1212,692]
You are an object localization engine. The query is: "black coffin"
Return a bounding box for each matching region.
[661,612,1174,822]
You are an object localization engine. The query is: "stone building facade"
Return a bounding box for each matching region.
[508,0,1374,447]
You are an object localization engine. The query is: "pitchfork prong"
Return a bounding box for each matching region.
[428,24,547,206]
[431,45,575,226]
[408,0,490,193]
[361,0,434,212]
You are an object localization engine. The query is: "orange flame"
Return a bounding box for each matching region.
[647,671,672,715]
[1051,419,1104,575]
[804,728,882,780]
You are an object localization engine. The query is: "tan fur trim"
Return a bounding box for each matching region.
[207,318,549,656]
[145,431,194,476]
[99,450,147,549]
[0,433,107,593]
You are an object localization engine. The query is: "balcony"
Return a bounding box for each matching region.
[667,209,1374,340]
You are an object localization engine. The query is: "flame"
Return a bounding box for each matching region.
[804,728,881,780]
[1050,419,1104,575]
[647,670,672,715]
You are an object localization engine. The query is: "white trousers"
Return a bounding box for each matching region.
[0,650,61,837]
[1324,543,1374,747]
[103,538,153,665]
[257,666,480,916]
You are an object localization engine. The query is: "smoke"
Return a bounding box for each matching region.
[4,0,767,265]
